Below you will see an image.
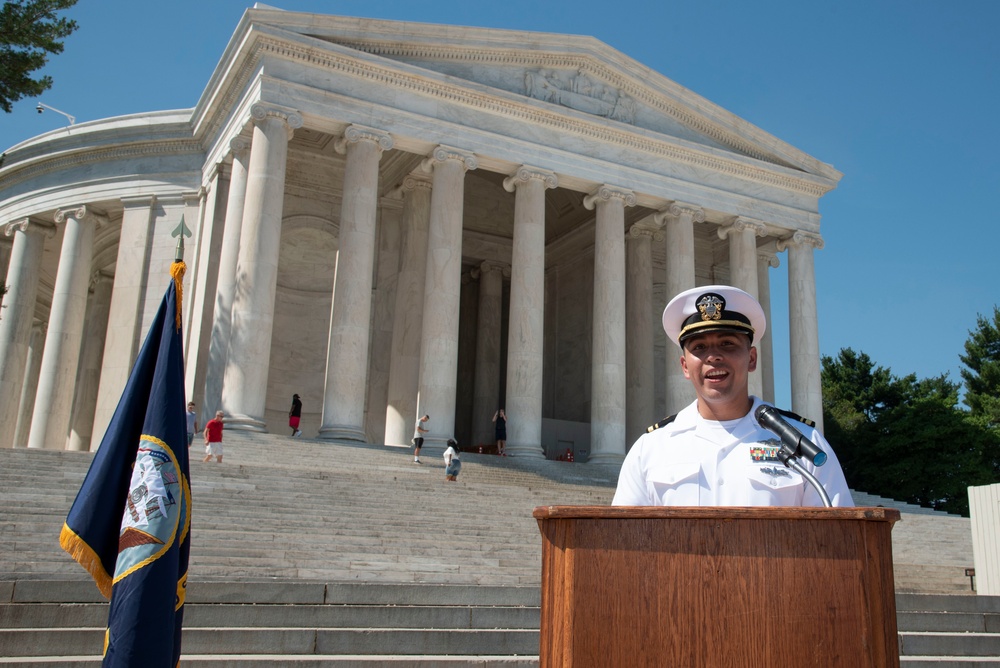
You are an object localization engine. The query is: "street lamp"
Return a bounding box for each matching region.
[35,102,76,125]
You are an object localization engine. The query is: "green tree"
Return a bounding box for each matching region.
[0,0,78,113]
[822,348,996,515]
[960,306,1000,427]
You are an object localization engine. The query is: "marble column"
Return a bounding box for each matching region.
[203,136,250,417]
[655,202,704,415]
[625,221,661,446]
[757,248,780,404]
[28,206,99,450]
[415,146,477,451]
[222,103,302,431]
[320,125,393,442]
[384,174,433,446]
[67,271,113,451]
[471,260,506,448]
[92,196,157,444]
[0,219,51,447]
[719,216,766,397]
[778,230,825,431]
[185,165,229,404]
[502,166,557,459]
[13,322,46,448]
[584,185,635,465]
[364,196,403,443]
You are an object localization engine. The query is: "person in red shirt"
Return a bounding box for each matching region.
[203,410,225,463]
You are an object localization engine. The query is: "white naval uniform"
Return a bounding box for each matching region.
[612,396,853,507]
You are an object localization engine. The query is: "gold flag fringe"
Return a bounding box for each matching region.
[170,261,186,330]
[59,523,113,599]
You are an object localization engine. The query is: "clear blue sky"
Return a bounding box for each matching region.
[3,0,998,410]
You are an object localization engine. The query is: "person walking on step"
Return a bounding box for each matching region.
[289,393,302,437]
[203,410,225,464]
[443,438,462,481]
[186,401,199,448]
[492,408,507,456]
[413,414,429,463]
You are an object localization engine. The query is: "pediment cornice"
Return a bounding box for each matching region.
[237,33,835,198]
[333,39,776,160]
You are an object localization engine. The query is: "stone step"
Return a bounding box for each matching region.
[898,612,1000,633]
[899,660,1000,667]
[0,627,539,658]
[0,656,539,667]
[0,602,540,629]
[899,632,1000,658]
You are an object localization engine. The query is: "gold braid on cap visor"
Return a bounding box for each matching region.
[678,318,755,342]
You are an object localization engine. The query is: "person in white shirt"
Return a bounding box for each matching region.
[612,285,852,508]
[413,415,429,463]
[443,439,462,481]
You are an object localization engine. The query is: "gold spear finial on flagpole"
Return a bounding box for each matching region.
[170,217,192,329]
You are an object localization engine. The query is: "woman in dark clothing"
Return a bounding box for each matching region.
[289,394,302,437]
[492,409,507,455]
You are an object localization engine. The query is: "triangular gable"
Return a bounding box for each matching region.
[241,6,840,183]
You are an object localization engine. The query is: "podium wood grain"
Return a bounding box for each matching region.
[533,506,901,667]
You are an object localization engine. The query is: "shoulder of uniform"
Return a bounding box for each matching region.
[770,406,816,429]
[646,414,677,433]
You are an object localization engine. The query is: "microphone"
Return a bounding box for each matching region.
[754,404,827,467]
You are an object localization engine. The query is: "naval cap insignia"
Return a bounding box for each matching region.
[696,293,725,322]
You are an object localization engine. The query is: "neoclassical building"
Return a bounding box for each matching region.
[0,6,841,463]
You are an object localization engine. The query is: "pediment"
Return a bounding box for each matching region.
[242,6,839,183]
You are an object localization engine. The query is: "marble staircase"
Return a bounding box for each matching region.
[0,432,990,664]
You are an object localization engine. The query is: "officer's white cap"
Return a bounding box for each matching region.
[662,285,766,348]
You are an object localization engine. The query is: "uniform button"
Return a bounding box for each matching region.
[718,479,725,485]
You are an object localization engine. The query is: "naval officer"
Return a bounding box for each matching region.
[612,285,852,507]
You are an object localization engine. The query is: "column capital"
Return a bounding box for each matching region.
[471,259,511,281]
[653,201,705,225]
[230,134,252,156]
[626,223,664,243]
[401,172,434,192]
[54,206,109,229]
[758,250,781,269]
[249,102,303,139]
[335,124,394,155]
[3,218,55,239]
[777,230,824,252]
[717,216,767,240]
[53,205,89,224]
[420,145,478,173]
[503,165,559,193]
[583,184,636,210]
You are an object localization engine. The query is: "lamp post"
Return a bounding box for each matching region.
[35,102,76,125]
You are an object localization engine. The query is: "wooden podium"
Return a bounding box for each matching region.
[533,506,901,667]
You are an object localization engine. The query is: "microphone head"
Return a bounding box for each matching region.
[754,404,771,421]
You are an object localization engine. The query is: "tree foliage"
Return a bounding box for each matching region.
[960,306,1000,427]
[822,348,996,516]
[0,0,78,113]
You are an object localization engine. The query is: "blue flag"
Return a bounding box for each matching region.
[60,269,191,667]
